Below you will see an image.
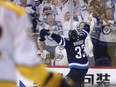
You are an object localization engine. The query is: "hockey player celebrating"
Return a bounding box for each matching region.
[0,1,74,87]
[40,23,90,87]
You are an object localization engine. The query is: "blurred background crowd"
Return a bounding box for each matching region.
[8,0,116,66]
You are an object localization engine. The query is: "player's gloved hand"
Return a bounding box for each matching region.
[83,23,90,32]
[84,23,90,29]
[39,29,50,41]
[40,29,50,36]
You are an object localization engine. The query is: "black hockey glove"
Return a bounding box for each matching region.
[40,29,50,36]
[39,29,50,41]
[83,23,90,33]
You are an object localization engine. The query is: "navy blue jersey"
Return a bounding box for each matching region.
[51,29,89,69]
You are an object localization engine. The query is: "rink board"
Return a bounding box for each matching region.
[17,66,116,87]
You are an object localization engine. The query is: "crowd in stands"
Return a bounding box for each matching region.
[9,0,116,66]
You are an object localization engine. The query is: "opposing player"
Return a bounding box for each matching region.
[40,24,90,87]
[0,1,74,87]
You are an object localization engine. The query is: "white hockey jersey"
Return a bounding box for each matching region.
[54,45,68,66]
[0,1,40,82]
[100,20,116,43]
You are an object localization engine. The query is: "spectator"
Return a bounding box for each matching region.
[25,0,43,33]
[62,11,81,38]
[39,13,63,65]
[87,5,98,34]
[78,0,89,22]
[101,8,114,25]
[59,0,72,22]
[98,8,116,65]
[48,0,63,22]
[73,0,80,13]
[62,11,71,38]
[39,6,53,23]
[90,15,103,65]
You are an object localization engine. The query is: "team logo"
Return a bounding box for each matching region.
[102,26,111,35]
[55,51,64,61]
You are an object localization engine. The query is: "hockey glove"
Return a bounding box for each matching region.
[39,29,50,41]
[83,23,90,33]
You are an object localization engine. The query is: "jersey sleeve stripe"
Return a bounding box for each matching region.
[82,29,89,35]
[80,5,87,11]
[80,31,86,35]
[58,37,66,46]
[59,38,63,45]
[62,38,66,46]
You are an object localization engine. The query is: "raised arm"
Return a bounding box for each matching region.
[79,23,90,39]
[39,29,65,46]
